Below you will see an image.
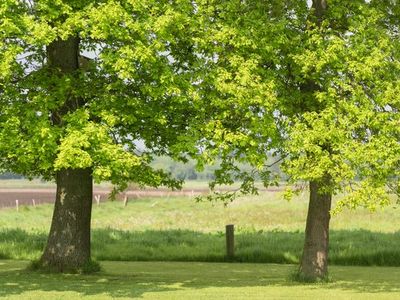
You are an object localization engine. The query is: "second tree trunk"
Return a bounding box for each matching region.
[299,180,332,281]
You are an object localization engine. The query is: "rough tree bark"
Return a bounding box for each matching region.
[313,0,327,24]
[39,37,94,272]
[297,0,331,281]
[299,180,332,280]
[40,168,93,271]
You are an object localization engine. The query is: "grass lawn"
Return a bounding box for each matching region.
[0,193,399,266]
[0,179,56,189]
[0,260,399,299]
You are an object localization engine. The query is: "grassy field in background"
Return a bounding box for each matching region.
[0,260,399,299]
[0,193,399,266]
[0,179,56,189]
[0,179,112,189]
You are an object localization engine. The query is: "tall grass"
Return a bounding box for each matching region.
[0,193,399,265]
[0,227,399,266]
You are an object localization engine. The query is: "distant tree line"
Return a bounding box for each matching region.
[151,156,284,181]
[0,157,284,182]
[0,172,23,180]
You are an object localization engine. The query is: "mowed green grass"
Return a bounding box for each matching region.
[0,260,399,299]
[0,192,399,266]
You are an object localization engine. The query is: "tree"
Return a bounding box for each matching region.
[283,0,400,280]
[0,0,199,272]
[191,0,400,281]
[297,0,331,281]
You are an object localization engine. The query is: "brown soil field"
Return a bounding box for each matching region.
[0,188,56,208]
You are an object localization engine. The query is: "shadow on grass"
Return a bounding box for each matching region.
[0,267,172,299]
[0,228,400,266]
[0,261,399,299]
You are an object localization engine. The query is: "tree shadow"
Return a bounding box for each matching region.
[0,267,174,298]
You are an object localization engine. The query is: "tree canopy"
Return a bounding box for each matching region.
[0,0,202,192]
[188,0,400,209]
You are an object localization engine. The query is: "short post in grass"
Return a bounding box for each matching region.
[226,224,235,260]
[94,195,100,206]
[123,195,128,207]
[32,199,36,207]
[15,199,19,212]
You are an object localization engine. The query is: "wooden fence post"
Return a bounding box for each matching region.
[95,195,100,206]
[226,224,234,260]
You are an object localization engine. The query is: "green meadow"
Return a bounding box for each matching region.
[1,191,400,299]
[0,192,399,266]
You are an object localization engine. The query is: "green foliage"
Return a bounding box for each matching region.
[2,0,398,208]
[0,0,201,190]
[186,1,400,209]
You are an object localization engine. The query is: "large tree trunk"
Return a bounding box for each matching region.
[40,168,93,271]
[39,37,94,272]
[298,180,332,281]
